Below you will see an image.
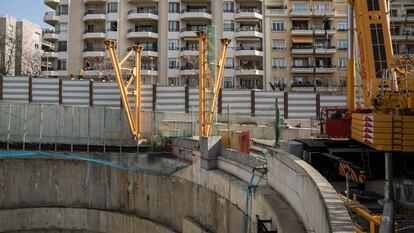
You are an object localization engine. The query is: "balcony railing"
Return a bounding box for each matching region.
[235,66,263,70]
[128,8,158,14]
[84,9,106,15]
[83,47,106,52]
[84,28,106,33]
[236,46,263,51]
[141,65,158,71]
[180,8,211,14]
[180,64,198,70]
[236,27,262,32]
[236,8,262,14]
[181,46,199,51]
[180,26,208,32]
[127,27,157,33]
[45,11,56,16]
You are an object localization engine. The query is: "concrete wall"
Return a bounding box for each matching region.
[267,149,354,233]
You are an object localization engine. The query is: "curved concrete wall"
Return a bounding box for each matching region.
[0,158,246,232]
[0,208,176,233]
[267,149,354,233]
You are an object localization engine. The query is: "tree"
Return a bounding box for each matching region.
[83,56,112,80]
[21,46,42,77]
[0,36,18,75]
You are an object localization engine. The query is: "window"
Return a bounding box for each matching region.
[168,77,180,86]
[337,22,347,31]
[292,4,307,12]
[58,23,67,33]
[59,5,68,15]
[223,1,234,13]
[338,40,348,50]
[272,21,285,31]
[58,60,67,70]
[168,39,179,50]
[223,21,234,31]
[108,21,117,31]
[272,39,285,50]
[225,58,233,69]
[338,58,347,68]
[168,58,180,69]
[57,41,67,52]
[223,77,234,88]
[168,21,179,32]
[107,2,118,13]
[169,2,180,13]
[293,59,308,67]
[315,3,330,12]
[272,58,286,68]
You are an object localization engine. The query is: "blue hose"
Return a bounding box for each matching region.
[0,150,183,176]
[242,172,256,233]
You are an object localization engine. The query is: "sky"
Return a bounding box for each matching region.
[0,0,49,28]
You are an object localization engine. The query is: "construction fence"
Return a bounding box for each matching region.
[0,76,347,119]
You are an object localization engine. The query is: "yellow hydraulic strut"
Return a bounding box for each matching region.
[104,40,143,140]
[196,31,231,137]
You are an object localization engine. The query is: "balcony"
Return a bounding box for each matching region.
[291,66,313,73]
[180,45,199,56]
[235,27,263,38]
[43,30,59,41]
[83,10,106,21]
[291,45,314,55]
[84,0,106,3]
[141,68,158,76]
[291,28,312,36]
[128,0,158,2]
[390,14,414,23]
[180,9,212,21]
[315,66,336,73]
[391,30,414,41]
[290,9,312,17]
[313,8,335,17]
[315,45,336,54]
[127,8,159,21]
[42,70,59,77]
[180,65,198,76]
[44,0,59,9]
[235,66,263,76]
[43,11,59,26]
[83,29,106,39]
[235,8,263,20]
[266,9,287,16]
[180,26,207,38]
[235,47,263,57]
[82,48,106,57]
[43,51,58,59]
[127,27,158,39]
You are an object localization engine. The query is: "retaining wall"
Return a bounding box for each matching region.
[267,149,354,233]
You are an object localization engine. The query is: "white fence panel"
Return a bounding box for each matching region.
[156,86,185,112]
[222,90,250,116]
[288,93,316,118]
[32,78,59,103]
[255,91,284,117]
[3,76,28,102]
[62,80,89,106]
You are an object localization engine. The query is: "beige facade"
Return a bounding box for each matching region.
[1,15,42,76]
[389,0,414,55]
[42,0,414,90]
[264,0,348,92]
[42,0,266,89]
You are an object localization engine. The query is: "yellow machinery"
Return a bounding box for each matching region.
[348,0,414,152]
[104,40,143,140]
[197,31,231,137]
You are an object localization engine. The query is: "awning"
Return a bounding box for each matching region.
[292,37,313,44]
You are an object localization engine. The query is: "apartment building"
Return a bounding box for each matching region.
[0,15,42,76]
[42,0,265,88]
[264,0,349,92]
[389,0,414,55]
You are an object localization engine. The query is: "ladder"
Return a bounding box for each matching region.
[361,151,372,179]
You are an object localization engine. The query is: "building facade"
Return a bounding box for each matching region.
[42,0,266,88]
[42,0,414,91]
[389,0,414,55]
[0,15,42,76]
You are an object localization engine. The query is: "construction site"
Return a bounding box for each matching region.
[0,0,414,232]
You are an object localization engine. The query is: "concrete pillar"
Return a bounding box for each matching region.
[200,136,221,170]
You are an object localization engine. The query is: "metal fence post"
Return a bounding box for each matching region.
[152,84,157,112]
[251,89,256,117]
[28,77,33,103]
[185,85,189,113]
[284,92,288,119]
[58,79,63,104]
[316,93,321,119]
[89,80,94,107]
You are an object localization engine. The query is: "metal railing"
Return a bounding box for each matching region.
[236,8,262,14]
[180,26,208,32]
[127,27,158,33]
[84,28,106,33]
[236,46,263,51]
[235,66,263,70]
[83,47,106,52]
[236,27,262,32]
[128,8,158,14]
[180,8,211,14]
[84,9,106,15]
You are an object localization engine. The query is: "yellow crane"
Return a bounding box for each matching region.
[104,40,143,141]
